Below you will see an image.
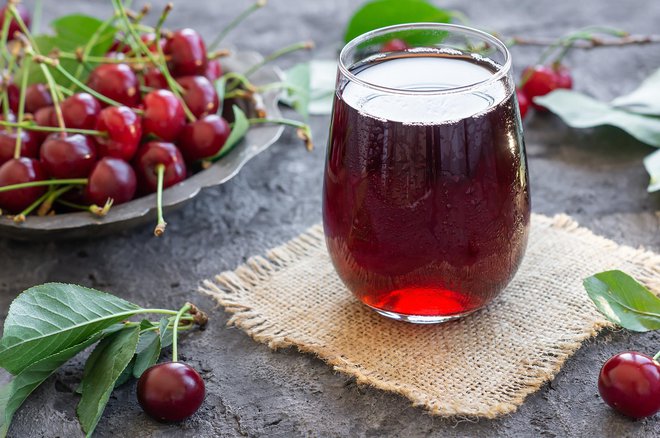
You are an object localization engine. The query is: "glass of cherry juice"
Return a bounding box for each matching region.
[323,24,530,323]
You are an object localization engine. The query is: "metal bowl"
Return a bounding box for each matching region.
[0,51,284,241]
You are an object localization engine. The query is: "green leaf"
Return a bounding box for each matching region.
[0,283,142,375]
[158,317,173,348]
[210,105,249,161]
[344,0,453,43]
[113,357,135,389]
[132,331,161,378]
[50,14,116,49]
[281,63,310,119]
[611,68,660,116]
[77,326,140,437]
[535,90,660,147]
[644,149,660,193]
[583,270,660,332]
[281,60,337,117]
[0,332,104,437]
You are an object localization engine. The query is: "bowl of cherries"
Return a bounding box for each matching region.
[0,1,310,240]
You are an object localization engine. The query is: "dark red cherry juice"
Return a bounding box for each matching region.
[323,51,530,320]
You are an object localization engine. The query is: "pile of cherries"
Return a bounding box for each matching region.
[0,3,231,232]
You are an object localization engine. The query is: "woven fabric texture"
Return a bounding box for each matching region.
[202,214,660,418]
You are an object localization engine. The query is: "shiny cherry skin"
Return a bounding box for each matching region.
[178,114,230,162]
[40,133,97,178]
[554,64,573,89]
[61,93,102,130]
[204,59,223,82]
[24,83,53,114]
[176,75,219,118]
[86,157,137,206]
[133,141,186,193]
[0,129,39,166]
[0,3,30,41]
[143,67,168,89]
[95,106,142,161]
[382,38,409,52]
[521,64,573,110]
[137,362,205,422]
[142,90,185,141]
[0,158,47,213]
[33,106,58,143]
[598,352,660,419]
[165,29,208,77]
[516,89,530,120]
[88,63,140,107]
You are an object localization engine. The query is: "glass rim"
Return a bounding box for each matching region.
[338,23,512,96]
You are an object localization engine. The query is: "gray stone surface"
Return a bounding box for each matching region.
[1,0,660,436]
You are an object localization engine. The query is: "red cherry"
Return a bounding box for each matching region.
[87,63,140,107]
[516,89,530,120]
[137,362,205,422]
[204,59,223,83]
[521,64,573,111]
[0,3,30,41]
[176,76,219,119]
[178,114,230,162]
[0,158,47,213]
[0,78,19,114]
[0,129,39,166]
[554,64,573,89]
[143,67,168,89]
[142,90,185,141]
[24,83,53,114]
[141,33,165,53]
[40,134,97,178]
[382,38,409,52]
[61,93,102,130]
[33,106,58,144]
[165,29,208,77]
[107,39,132,55]
[598,352,660,419]
[86,157,136,206]
[133,141,186,193]
[95,106,142,161]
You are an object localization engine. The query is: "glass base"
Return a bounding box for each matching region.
[367,304,481,324]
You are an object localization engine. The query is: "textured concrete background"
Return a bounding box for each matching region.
[1,0,660,436]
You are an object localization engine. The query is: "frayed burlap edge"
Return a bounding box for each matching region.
[200,214,660,419]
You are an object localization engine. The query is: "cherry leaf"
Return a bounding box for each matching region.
[132,330,161,379]
[209,105,249,161]
[611,68,660,116]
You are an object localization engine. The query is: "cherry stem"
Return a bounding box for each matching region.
[208,0,267,50]
[0,7,13,65]
[56,198,113,217]
[0,120,107,137]
[8,5,39,53]
[171,303,192,362]
[0,178,88,193]
[222,72,256,93]
[154,163,167,237]
[13,187,53,222]
[37,185,73,216]
[243,40,315,77]
[508,34,660,48]
[13,55,30,159]
[248,117,314,151]
[72,15,117,88]
[59,51,164,64]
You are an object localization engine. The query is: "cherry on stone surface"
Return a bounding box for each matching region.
[61,93,102,130]
[142,90,186,141]
[178,114,230,162]
[165,28,208,77]
[0,3,30,41]
[598,351,660,419]
[24,83,53,114]
[521,64,573,110]
[86,157,137,206]
[0,129,39,166]
[133,141,186,193]
[176,75,219,119]
[516,89,530,120]
[137,362,205,422]
[87,63,140,107]
[382,38,409,52]
[143,66,168,90]
[204,59,223,83]
[40,133,97,178]
[0,158,47,213]
[95,106,142,161]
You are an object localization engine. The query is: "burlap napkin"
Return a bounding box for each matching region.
[202,214,660,418]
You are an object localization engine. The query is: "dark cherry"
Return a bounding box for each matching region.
[133,141,186,193]
[382,38,409,52]
[40,133,97,178]
[0,158,47,213]
[87,63,140,107]
[176,76,219,118]
[516,89,530,120]
[165,29,208,77]
[204,59,223,83]
[24,83,53,114]
[143,67,168,89]
[107,39,132,55]
[86,157,136,206]
[0,129,39,166]
[137,362,205,422]
[521,64,573,110]
[95,106,142,161]
[33,106,58,143]
[178,114,230,162]
[598,352,660,419]
[0,3,30,41]
[0,78,19,113]
[142,90,185,141]
[61,93,102,130]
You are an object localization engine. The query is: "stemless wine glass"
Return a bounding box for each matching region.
[322,23,530,324]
